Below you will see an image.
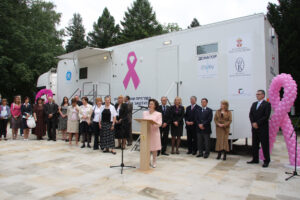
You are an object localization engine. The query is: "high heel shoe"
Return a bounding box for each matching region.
[223,151,227,161]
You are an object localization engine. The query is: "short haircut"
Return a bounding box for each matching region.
[190,96,197,101]
[24,96,30,102]
[125,96,130,100]
[148,98,159,111]
[201,98,208,103]
[36,98,43,103]
[81,96,88,102]
[96,97,103,103]
[71,98,77,104]
[257,90,265,95]
[1,98,7,103]
[161,96,167,100]
[104,95,110,100]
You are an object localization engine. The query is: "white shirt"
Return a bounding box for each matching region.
[99,104,117,122]
[93,105,102,122]
[79,104,93,122]
[256,100,263,110]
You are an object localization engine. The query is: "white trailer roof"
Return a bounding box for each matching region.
[57,47,111,60]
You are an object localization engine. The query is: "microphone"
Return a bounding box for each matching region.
[138,106,148,109]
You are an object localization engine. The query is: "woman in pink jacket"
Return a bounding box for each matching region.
[10,96,22,139]
[143,99,162,168]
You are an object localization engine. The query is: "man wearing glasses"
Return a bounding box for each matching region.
[248,90,271,167]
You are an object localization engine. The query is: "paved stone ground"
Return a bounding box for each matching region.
[0,130,299,200]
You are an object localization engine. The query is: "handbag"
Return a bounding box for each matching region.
[27,116,36,129]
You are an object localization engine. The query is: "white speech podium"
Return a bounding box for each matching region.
[134,118,155,171]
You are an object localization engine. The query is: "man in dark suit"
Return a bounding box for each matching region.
[196,98,213,158]
[185,96,201,155]
[125,96,133,146]
[248,90,271,168]
[158,96,170,156]
[44,96,58,141]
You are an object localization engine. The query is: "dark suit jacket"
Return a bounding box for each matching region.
[21,104,33,117]
[169,105,185,125]
[196,107,213,134]
[115,103,129,124]
[126,102,133,123]
[249,100,271,132]
[158,105,170,129]
[44,102,58,122]
[184,104,201,130]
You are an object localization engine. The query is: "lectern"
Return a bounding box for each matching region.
[135,118,155,171]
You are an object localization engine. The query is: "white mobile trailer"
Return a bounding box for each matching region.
[46,13,279,140]
[36,68,58,103]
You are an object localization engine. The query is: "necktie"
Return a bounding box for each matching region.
[163,106,166,113]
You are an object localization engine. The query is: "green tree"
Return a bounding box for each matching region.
[0,0,64,102]
[66,13,88,53]
[267,0,300,112]
[120,0,163,43]
[87,7,120,48]
[188,18,200,28]
[162,23,182,33]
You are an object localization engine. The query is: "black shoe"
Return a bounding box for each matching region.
[53,139,56,141]
[197,154,203,158]
[127,143,132,146]
[187,151,192,155]
[247,160,259,164]
[204,154,209,159]
[216,152,221,160]
[115,146,121,149]
[93,147,99,150]
[262,162,269,168]
[87,143,91,148]
[192,151,197,155]
[47,139,51,141]
[157,151,161,156]
[223,152,227,161]
[162,152,169,156]
[81,144,85,148]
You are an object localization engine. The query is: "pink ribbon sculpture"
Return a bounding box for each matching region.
[35,89,53,103]
[123,51,140,90]
[259,73,299,166]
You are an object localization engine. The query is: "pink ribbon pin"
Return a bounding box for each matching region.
[123,51,140,90]
[259,73,299,166]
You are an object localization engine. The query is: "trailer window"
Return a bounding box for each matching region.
[79,67,88,79]
[197,43,218,55]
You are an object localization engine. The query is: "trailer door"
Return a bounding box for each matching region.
[156,46,179,103]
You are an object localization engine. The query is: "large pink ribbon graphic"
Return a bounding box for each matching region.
[259,73,299,166]
[123,51,140,90]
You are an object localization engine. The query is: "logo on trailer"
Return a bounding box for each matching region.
[66,71,72,81]
[238,88,244,94]
[236,38,243,47]
[123,51,140,90]
[235,57,245,72]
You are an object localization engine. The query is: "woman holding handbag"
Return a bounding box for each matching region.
[21,97,33,140]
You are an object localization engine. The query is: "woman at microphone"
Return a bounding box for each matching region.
[142,99,162,168]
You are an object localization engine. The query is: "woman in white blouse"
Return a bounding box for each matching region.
[99,96,117,154]
[79,97,93,148]
[92,97,103,150]
[67,98,80,145]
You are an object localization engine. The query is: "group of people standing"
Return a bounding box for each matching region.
[0,94,134,155]
[156,96,231,161]
[0,89,271,169]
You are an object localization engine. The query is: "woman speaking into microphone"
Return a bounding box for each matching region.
[142,99,162,168]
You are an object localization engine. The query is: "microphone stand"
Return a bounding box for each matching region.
[285,116,300,181]
[110,113,136,174]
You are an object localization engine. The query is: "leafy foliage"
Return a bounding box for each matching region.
[0,0,64,102]
[267,0,300,112]
[163,23,182,33]
[66,13,88,53]
[188,18,200,28]
[87,7,120,48]
[120,0,163,43]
